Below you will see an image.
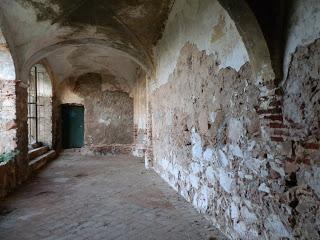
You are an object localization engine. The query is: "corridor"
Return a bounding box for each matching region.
[0,0,319,238]
[0,152,226,240]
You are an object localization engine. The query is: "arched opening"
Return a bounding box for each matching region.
[27,64,53,149]
[0,28,17,163]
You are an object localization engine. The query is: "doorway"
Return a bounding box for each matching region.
[61,104,84,149]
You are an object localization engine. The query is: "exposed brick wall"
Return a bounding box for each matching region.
[0,80,29,198]
[0,80,17,153]
[238,39,320,238]
[0,79,17,198]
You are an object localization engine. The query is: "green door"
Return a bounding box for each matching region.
[62,105,84,148]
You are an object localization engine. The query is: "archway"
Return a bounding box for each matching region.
[0,28,17,161]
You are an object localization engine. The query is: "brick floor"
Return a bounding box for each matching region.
[0,152,226,240]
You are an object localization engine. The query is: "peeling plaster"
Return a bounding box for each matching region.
[152,0,249,91]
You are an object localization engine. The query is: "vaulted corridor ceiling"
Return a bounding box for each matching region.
[0,0,172,81]
[0,1,319,239]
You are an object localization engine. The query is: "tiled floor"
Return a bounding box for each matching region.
[0,152,226,240]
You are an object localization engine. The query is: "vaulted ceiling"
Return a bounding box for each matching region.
[0,0,172,84]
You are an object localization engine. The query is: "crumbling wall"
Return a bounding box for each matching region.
[0,79,17,198]
[0,29,29,198]
[0,80,16,154]
[149,0,319,239]
[57,73,134,152]
[277,39,320,239]
[278,1,320,237]
[283,0,320,80]
[0,78,28,199]
[0,29,16,154]
[85,91,133,146]
[152,43,266,239]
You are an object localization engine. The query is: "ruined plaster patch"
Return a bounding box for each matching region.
[153,0,249,91]
[283,0,320,79]
[211,14,225,43]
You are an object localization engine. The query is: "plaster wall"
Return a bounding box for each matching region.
[149,0,320,239]
[283,0,320,80]
[152,0,249,92]
[57,73,134,150]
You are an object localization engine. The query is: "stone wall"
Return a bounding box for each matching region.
[278,39,320,239]
[0,80,16,154]
[0,79,17,198]
[57,73,134,152]
[149,0,320,239]
[85,91,133,146]
[0,29,29,199]
[0,29,16,154]
[0,80,29,199]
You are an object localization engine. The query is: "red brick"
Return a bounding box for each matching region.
[273,129,289,136]
[257,108,282,115]
[270,123,287,129]
[302,158,311,165]
[269,100,283,107]
[302,143,320,150]
[271,136,284,142]
[264,115,283,121]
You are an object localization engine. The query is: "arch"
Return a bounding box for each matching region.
[0,11,18,81]
[0,18,18,158]
[20,38,153,83]
[0,29,16,81]
[217,0,275,89]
